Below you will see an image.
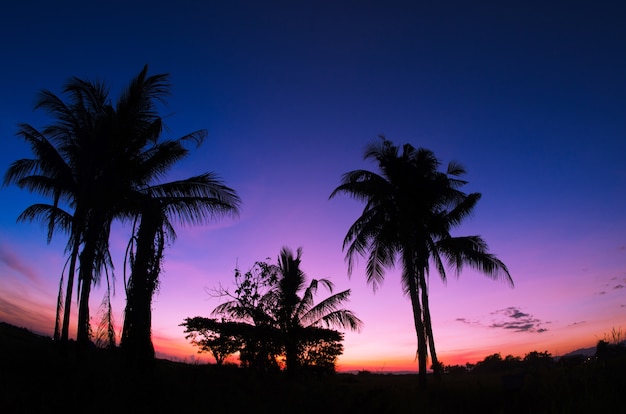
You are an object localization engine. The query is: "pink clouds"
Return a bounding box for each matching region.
[0,242,40,283]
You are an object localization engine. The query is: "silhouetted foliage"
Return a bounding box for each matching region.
[3,322,626,413]
[294,326,344,374]
[185,247,361,374]
[181,317,244,365]
[473,353,522,373]
[557,354,587,368]
[523,350,554,370]
[595,339,626,367]
[4,66,240,361]
[330,136,512,385]
[442,363,469,375]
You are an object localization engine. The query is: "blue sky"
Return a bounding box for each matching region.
[1,1,625,369]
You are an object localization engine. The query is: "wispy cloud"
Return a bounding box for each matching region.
[0,296,52,335]
[456,307,549,333]
[0,243,40,283]
[490,307,549,333]
[595,276,626,295]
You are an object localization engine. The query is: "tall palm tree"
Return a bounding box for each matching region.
[121,169,240,365]
[73,66,171,346]
[5,66,206,347]
[330,136,512,385]
[3,78,111,343]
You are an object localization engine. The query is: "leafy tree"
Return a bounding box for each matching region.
[596,339,626,367]
[473,353,523,373]
[523,351,554,370]
[295,327,344,374]
[181,317,244,365]
[330,136,512,385]
[199,247,362,373]
[265,247,362,374]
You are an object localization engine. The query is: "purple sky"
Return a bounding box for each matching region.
[1,1,625,370]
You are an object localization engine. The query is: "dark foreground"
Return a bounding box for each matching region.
[1,323,623,413]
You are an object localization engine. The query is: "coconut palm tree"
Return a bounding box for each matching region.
[121,170,240,365]
[215,247,362,373]
[3,78,111,343]
[5,66,210,348]
[267,247,362,373]
[330,136,512,385]
[73,66,172,347]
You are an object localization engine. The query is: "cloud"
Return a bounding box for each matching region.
[0,295,52,336]
[488,307,549,333]
[455,310,549,333]
[0,243,40,283]
[508,309,530,319]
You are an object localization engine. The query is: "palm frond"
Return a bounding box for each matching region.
[436,236,513,286]
[300,289,350,325]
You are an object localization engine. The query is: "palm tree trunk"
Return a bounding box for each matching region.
[284,335,298,376]
[410,287,428,386]
[122,274,155,366]
[404,254,428,386]
[76,241,96,346]
[61,239,79,342]
[53,273,64,341]
[419,270,441,379]
[122,210,159,367]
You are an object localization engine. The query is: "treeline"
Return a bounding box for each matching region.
[443,340,626,375]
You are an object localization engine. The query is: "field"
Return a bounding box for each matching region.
[0,322,623,413]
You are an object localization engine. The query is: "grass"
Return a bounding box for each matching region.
[1,322,623,413]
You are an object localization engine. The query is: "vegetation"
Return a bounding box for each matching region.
[7,69,615,413]
[3,67,240,363]
[120,152,240,366]
[1,322,625,413]
[330,136,512,385]
[182,247,362,374]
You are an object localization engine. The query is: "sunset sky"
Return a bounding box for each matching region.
[1,1,625,371]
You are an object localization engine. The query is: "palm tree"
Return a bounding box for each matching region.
[3,78,111,343]
[267,247,362,373]
[215,247,362,373]
[4,66,209,348]
[73,66,171,347]
[121,170,240,365]
[330,136,512,385]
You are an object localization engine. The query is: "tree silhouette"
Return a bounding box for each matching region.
[267,247,362,374]
[4,66,239,351]
[181,317,244,365]
[4,77,113,344]
[330,136,512,385]
[204,247,362,373]
[121,171,240,366]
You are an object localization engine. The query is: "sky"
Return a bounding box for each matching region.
[0,1,625,372]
